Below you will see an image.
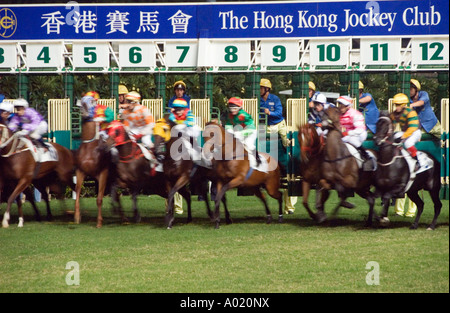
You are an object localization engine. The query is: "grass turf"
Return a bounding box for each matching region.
[0,190,448,293]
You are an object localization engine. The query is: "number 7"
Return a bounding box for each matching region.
[176,46,190,63]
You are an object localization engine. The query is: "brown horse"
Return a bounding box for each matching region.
[153,116,228,229]
[203,121,283,229]
[73,103,114,228]
[0,123,74,228]
[297,123,329,223]
[104,120,167,222]
[317,107,377,225]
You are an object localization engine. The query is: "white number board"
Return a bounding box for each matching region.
[0,43,16,69]
[73,42,110,68]
[27,43,64,68]
[165,42,198,67]
[212,41,250,67]
[360,39,401,66]
[309,40,349,67]
[261,40,298,67]
[411,38,449,67]
[119,42,156,68]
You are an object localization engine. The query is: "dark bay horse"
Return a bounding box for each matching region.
[373,112,442,230]
[297,123,329,223]
[105,120,167,222]
[153,116,225,229]
[0,123,74,228]
[203,121,283,229]
[317,107,377,225]
[73,104,114,228]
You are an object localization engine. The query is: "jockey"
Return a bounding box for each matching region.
[8,98,48,149]
[390,93,422,162]
[168,81,191,109]
[309,93,333,136]
[337,95,367,148]
[80,91,114,139]
[121,91,155,149]
[168,98,203,164]
[224,97,260,166]
[0,101,14,125]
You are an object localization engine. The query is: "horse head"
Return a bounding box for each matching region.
[105,120,129,148]
[298,123,324,163]
[322,106,342,131]
[374,111,393,146]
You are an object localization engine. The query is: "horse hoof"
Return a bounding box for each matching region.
[266,216,273,224]
[380,217,390,227]
[426,227,435,231]
[316,213,327,224]
[278,216,284,223]
[215,222,220,229]
[134,215,141,224]
[226,219,233,225]
[409,225,418,230]
[18,217,24,228]
[167,226,172,230]
[2,222,9,228]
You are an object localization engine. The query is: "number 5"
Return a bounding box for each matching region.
[84,47,97,64]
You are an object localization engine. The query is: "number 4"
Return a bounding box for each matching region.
[37,46,51,64]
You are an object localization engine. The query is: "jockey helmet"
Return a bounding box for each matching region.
[228,97,243,107]
[336,95,353,107]
[260,78,272,89]
[80,96,96,110]
[85,91,100,100]
[359,81,364,90]
[173,80,186,91]
[172,98,188,109]
[393,93,409,105]
[13,98,29,108]
[308,81,316,91]
[125,91,141,103]
[0,101,14,113]
[410,79,421,91]
[312,93,327,105]
[118,84,129,95]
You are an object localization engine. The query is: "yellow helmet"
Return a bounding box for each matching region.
[410,79,421,91]
[173,80,186,90]
[260,78,272,89]
[358,81,364,90]
[118,84,129,95]
[308,81,316,91]
[393,93,409,105]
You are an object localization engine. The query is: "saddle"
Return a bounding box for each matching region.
[344,143,377,172]
[400,148,434,192]
[22,137,58,163]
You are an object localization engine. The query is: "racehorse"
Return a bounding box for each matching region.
[297,123,329,223]
[153,116,227,229]
[73,102,115,228]
[0,122,75,228]
[203,121,283,229]
[317,107,377,225]
[105,120,167,223]
[373,111,442,230]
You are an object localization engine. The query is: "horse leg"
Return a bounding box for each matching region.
[131,191,141,223]
[74,170,85,224]
[2,179,30,228]
[213,181,225,229]
[166,176,190,229]
[222,195,232,225]
[95,169,109,228]
[265,181,283,223]
[178,186,192,224]
[254,188,272,224]
[302,181,316,220]
[24,187,42,222]
[407,190,424,230]
[426,188,442,230]
[315,188,329,223]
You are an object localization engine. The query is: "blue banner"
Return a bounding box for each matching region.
[1,0,448,41]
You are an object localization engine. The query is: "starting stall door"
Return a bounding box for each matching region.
[47,98,71,149]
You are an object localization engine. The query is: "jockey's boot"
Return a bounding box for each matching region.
[33,138,48,151]
[255,151,262,167]
[357,146,372,171]
[406,146,419,171]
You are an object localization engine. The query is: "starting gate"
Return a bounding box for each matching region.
[190,99,211,130]
[47,98,72,149]
[441,98,449,199]
[142,98,164,122]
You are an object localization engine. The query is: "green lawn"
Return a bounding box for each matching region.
[0,190,448,293]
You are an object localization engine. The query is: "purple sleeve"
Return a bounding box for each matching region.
[8,115,20,132]
[22,108,44,132]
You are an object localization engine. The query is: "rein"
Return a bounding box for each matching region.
[0,126,29,157]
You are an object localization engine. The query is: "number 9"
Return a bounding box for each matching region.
[272,45,286,63]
